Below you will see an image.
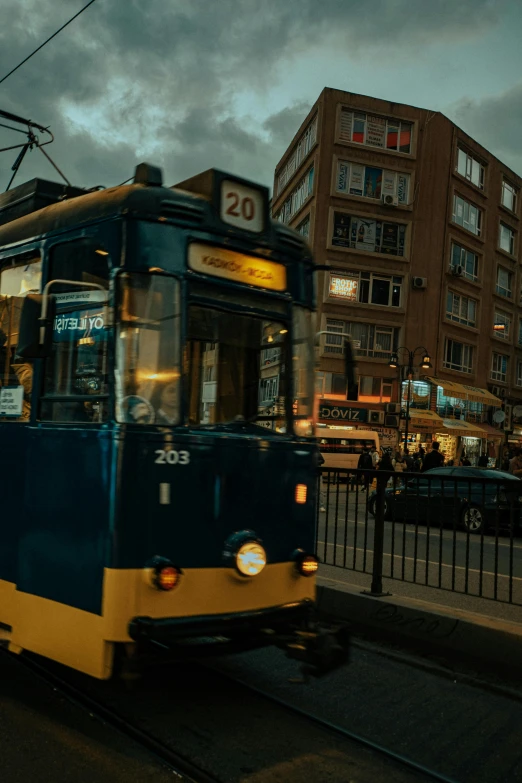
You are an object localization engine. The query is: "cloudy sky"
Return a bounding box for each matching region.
[0,0,521,193]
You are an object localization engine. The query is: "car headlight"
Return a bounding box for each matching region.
[236,541,267,576]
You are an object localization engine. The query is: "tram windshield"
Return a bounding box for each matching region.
[187,305,289,431]
[116,273,181,425]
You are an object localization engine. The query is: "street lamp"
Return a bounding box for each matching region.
[389,346,432,453]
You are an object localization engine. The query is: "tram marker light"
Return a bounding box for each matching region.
[293,550,318,577]
[295,484,307,504]
[147,556,182,591]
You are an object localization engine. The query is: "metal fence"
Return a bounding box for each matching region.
[316,467,522,606]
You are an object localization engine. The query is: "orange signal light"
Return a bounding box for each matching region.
[157,566,181,591]
[295,484,307,504]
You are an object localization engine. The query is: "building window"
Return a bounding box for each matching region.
[502,179,517,213]
[452,195,482,236]
[329,271,402,307]
[496,266,512,298]
[516,360,522,387]
[259,376,279,403]
[339,108,413,154]
[456,147,485,189]
[491,352,508,383]
[450,242,479,281]
[331,211,407,256]
[518,319,522,347]
[493,310,511,340]
[446,291,477,327]
[499,223,515,255]
[276,117,317,196]
[325,318,399,359]
[358,376,393,403]
[335,159,409,204]
[443,339,473,373]
[295,214,310,238]
[275,167,314,224]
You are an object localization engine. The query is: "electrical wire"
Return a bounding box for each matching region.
[0,0,99,87]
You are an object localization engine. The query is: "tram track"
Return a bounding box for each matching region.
[2,644,448,783]
[0,647,220,783]
[202,661,460,783]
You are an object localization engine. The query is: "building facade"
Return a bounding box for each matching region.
[272,88,522,464]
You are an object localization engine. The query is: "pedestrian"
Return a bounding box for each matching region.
[420,441,445,472]
[478,453,488,468]
[403,448,413,471]
[509,450,522,478]
[357,446,374,490]
[378,451,395,472]
[370,445,380,469]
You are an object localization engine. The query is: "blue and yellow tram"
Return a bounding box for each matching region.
[0,164,347,678]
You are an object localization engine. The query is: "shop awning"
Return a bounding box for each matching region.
[424,376,501,407]
[478,423,504,441]
[400,409,444,432]
[436,419,488,438]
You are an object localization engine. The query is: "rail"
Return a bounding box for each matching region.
[316,467,522,606]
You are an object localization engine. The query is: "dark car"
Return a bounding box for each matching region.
[368,467,522,534]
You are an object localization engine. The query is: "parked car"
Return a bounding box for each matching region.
[367,467,522,534]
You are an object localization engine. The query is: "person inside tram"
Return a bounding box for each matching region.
[151,378,180,425]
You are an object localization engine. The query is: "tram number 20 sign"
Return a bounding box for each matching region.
[220,180,264,233]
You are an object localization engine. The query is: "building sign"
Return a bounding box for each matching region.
[329,275,358,300]
[188,243,286,292]
[366,116,386,148]
[318,403,368,422]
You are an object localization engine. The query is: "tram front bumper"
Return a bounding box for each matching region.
[128,599,314,643]
[128,598,350,678]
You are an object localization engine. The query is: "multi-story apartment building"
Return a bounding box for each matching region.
[271,88,522,465]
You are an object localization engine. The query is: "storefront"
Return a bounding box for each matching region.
[433,419,488,465]
[400,409,444,452]
[317,400,398,451]
[478,423,504,467]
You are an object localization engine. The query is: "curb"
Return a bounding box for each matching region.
[316,579,522,669]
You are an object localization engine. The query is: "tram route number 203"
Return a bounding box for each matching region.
[154,449,190,465]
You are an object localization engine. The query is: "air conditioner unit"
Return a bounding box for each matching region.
[369,410,385,424]
[382,193,398,207]
[504,403,513,431]
[385,414,400,427]
[412,277,427,290]
[450,265,463,277]
[385,403,401,414]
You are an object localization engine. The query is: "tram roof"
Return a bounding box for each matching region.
[0,166,312,265]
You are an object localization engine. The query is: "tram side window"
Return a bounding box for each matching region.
[41,240,110,423]
[0,258,42,421]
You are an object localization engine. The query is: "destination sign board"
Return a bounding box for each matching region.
[188,243,286,291]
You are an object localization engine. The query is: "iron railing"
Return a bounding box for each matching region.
[316,467,522,606]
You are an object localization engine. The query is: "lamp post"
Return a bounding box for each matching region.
[389,346,432,453]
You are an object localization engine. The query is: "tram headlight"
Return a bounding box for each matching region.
[293,549,319,577]
[236,542,267,577]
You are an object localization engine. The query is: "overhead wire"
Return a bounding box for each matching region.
[0,0,99,87]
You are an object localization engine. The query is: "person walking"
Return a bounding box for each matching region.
[420,441,444,472]
[403,448,414,472]
[509,450,522,478]
[478,453,488,468]
[357,446,374,490]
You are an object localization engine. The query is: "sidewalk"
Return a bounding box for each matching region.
[316,564,522,670]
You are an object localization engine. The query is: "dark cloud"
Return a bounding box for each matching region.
[0,0,507,191]
[451,83,522,176]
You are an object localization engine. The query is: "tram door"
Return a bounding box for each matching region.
[0,258,43,596]
[16,241,112,616]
